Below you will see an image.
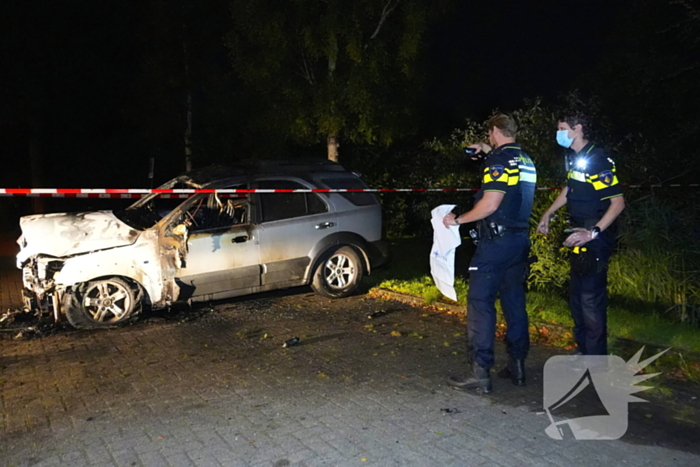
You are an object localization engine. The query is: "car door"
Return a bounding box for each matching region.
[254,178,336,287]
[174,191,261,299]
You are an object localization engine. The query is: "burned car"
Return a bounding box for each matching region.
[16,161,388,329]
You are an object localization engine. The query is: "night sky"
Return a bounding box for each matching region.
[0,0,691,195]
[424,1,619,117]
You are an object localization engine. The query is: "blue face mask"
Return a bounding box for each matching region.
[556,130,574,148]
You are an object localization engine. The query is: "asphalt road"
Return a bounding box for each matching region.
[1,284,700,467]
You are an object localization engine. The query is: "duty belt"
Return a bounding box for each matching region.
[572,218,602,229]
[470,221,528,245]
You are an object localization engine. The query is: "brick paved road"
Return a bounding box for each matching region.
[0,258,22,313]
[1,265,699,466]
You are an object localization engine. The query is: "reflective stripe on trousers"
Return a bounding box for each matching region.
[466,231,530,370]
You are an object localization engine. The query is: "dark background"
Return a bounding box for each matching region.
[423,0,621,125]
[1,0,697,201]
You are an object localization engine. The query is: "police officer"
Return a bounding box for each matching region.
[537,112,625,355]
[443,114,537,393]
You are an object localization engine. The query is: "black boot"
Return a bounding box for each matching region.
[497,357,526,386]
[447,365,492,393]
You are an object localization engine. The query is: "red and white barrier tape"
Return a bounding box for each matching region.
[0,184,698,198]
[0,188,477,198]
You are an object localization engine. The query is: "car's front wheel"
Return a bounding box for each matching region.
[64,277,140,329]
[311,246,364,299]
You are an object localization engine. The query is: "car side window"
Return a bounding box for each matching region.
[182,191,249,233]
[259,180,328,222]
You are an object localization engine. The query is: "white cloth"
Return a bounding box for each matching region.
[429,204,462,301]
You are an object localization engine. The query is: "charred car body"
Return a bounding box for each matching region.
[17,161,388,329]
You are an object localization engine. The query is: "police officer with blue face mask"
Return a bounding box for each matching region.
[537,112,625,355]
[443,114,537,393]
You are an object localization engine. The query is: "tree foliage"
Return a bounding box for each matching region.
[226,0,443,160]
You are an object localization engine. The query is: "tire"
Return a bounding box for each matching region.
[311,246,364,299]
[64,277,139,329]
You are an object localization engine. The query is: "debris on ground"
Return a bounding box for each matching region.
[12,326,37,339]
[283,337,300,348]
[0,307,34,326]
[0,307,75,340]
[367,311,387,319]
[440,408,461,415]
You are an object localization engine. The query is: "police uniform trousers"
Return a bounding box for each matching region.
[569,235,613,355]
[466,231,530,371]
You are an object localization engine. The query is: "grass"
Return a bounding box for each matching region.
[377,275,468,305]
[368,237,700,355]
[608,248,700,327]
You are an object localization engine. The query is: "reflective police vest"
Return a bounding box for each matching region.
[475,143,537,230]
[565,143,622,227]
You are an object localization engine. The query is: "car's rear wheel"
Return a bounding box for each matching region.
[311,246,364,298]
[64,277,139,329]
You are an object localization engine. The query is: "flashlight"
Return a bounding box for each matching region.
[465,147,483,161]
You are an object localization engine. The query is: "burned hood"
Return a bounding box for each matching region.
[17,211,141,262]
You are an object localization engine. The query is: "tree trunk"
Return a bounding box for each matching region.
[184,91,193,172]
[326,31,339,163]
[327,135,339,162]
[29,123,44,214]
[182,1,192,173]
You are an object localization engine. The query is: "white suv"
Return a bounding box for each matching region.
[17,161,388,329]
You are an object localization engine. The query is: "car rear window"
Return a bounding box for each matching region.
[320,177,378,206]
[258,180,328,222]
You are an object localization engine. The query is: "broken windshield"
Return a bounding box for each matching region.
[112,177,201,231]
[113,195,186,231]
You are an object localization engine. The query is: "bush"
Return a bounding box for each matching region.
[350,95,700,327]
[609,192,700,326]
[343,141,482,238]
[527,191,571,292]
